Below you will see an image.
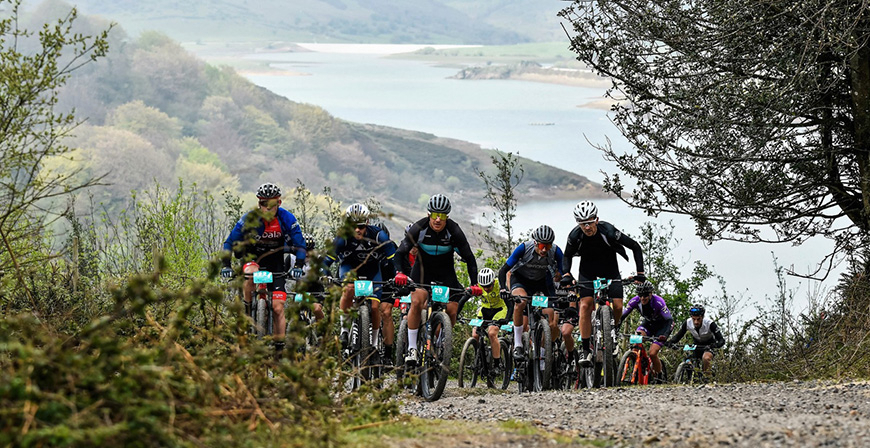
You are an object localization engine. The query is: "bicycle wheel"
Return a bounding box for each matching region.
[600,306,616,387]
[618,350,638,385]
[371,326,384,382]
[673,362,693,384]
[420,311,452,401]
[531,321,552,391]
[395,318,408,384]
[348,320,362,391]
[358,305,373,382]
[497,339,512,390]
[458,337,479,388]
[256,297,268,338]
[517,332,531,393]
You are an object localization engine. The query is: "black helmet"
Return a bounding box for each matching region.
[427,194,451,214]
[531,225,555,244]
[303,233,315,251]
[689,304,705,317]
[256,182,281,199]
[637,281,654,296]
[375,222,390,238]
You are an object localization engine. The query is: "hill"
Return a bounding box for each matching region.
[46,0,569,45]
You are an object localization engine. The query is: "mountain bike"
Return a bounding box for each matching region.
[618,333,668,386]
[510,292,555,393]
[577,277,635,389]
[549,291,581,390]
[394,281,462,401]
[243,262,289,338]
[672,344,711,384]
[458,317,512,390]
[291,290,326,354]
[328,277,389,390]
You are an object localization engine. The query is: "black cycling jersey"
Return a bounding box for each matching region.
[563,220,644,279]
[325,225,397,279]
[395,217,478,286]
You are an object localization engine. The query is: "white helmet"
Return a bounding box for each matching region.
[477,268,495,287]
[573,201,598,222]
[345,203,370,224]
[427,194,451,214]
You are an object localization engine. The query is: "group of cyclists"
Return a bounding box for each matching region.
[221,182,726,386]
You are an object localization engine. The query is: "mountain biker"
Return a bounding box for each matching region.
[667,304,726,378]
[621,280,673,381]
[560,201,646,368]
[471,267,510,374]
[221,182,307,355]
[394,194,482,367]
[297,233,325,322]
[325,203,396,355]
[499,225,564,361]
[374,221,400,365]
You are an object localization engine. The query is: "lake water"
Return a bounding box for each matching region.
[241,45,841,316]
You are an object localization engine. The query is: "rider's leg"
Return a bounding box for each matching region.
[313,303,324,321]
[578,295,594,346]
[370,298,382,345]
[648,342,663,375]
[612,298,624,328]
[702,350,714,375]
[561,323,575,353]
[446,301,459,325]
[272,298,286,339]
[543,308,559,341]
[406,288,428,352]
[511,287,529,349]
[379,301,394,345]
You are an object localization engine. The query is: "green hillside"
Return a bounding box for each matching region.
[48,0,568,44]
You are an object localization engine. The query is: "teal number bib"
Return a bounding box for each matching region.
[354,280,374,297]
[531,295,548,307]
[629,334,643,344]
[468,318,483,327]
[431,285,450,303]
[253,271,273,284]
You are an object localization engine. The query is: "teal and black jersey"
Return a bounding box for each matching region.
[395,217,478,286]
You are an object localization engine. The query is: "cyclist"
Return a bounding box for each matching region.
[325,203,396,355]
[221,182,307,355]
[667,304,726,378]
[499,225,564,361]
[560,201,646,367]
[297,233,325,322]
[374,221,400,365]
[621,280,673,381]
[471,267,510,374]
[394,194,482,366]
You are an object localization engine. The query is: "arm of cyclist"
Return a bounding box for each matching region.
[280,209,307,268]
[561,228,581,280]
[394,221,421,275]
[611,227,645,281]
[709,321,726,349]
[667,320,689,346]
[377,230,398,279]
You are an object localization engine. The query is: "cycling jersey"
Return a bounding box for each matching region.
[395,217,478,288]
[223,208,307,270]
[479,280,506,309]
[325,225,396,279]
[563,221,643,279]
[668,318,726,348]
[622,294,673,323]
[499,240,565,284]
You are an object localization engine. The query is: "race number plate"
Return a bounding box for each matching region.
[501,324,513,331]
[684,345,696,351]
[431,285,450,303]
[294,293,304,302]
[593,278,610,291]
[468,318,483,327]
[253,271,273,284]
[531,295,548,307]
[400,295,412,304]
[629,334,643,344]
[354,280,374,297]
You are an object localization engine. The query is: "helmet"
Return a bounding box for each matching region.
[427,194,451,214]
[375,222,390,238]
[345,203,370,224]
[303,233,315,251]
[573,201,598,222]
[477,268,495,287]
[689,304,705,317]
[256,182,281,199]
[637,280,654,296]
[531,225,555,244]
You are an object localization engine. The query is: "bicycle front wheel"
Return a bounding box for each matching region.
[600,306,616,387]
[618,350,638,385]
[419,311,453,401]
[531,320,552,391]
[497,338,512,390]
[674,362,693,384]
[358,305,373,382]
[256,298,268,338]
[395,318,408,384]
[458,337,479,388]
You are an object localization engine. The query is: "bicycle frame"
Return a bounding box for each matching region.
[619,334,657,385]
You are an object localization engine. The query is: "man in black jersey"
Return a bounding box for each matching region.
[560,201,646,368]
[393,194,482,366]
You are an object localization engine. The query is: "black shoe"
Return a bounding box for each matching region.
[383,344,394,367]
[578,348,593,368]
[513,346,525,361]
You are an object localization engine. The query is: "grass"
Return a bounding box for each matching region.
[342,416,613,447]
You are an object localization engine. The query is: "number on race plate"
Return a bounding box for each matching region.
[684,345,696,351]
[431,285,450,303]
[468,318,483,327]
[630,334,644,344]
[593,278,610,291]
[531,295,549,307]
[399,295,412,304]
[501,322,514,332]
[354,280,374,297]
[253,271,273,284]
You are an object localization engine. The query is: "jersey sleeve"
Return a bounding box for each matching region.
[562,227,581,276]
[553,245,565,276]
[377,231,397,278]
[710,321,726,348]
[394,222,420,275]
[667,319,688,345]
[614,227,644,274]
[621,296,639,320]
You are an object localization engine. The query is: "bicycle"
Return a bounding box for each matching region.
[243,262,290,338]
[394,281,462,401]
[510,292,555,393]
[576,276,636,389]
[672,344,711,385]
[290,290,326,354]
[457,317,513,390]
[549,292,582,390]
[617,333,668,386]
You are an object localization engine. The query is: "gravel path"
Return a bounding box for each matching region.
[400,380,870,447]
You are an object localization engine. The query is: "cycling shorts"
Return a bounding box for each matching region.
[339,265,383,300]
[509,273,555,297]
[637,319,670,345]
[577,274,624,300]
[478,306,507,321]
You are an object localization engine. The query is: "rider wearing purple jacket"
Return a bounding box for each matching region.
[621,280,673,380]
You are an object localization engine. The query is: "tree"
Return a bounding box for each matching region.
[0,0,110,290]
[476,150,523,259]
[559,1,870,275]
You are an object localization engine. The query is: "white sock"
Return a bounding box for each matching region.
[409,328,419,350]
[372,328,380,345]
[514,326,523,348]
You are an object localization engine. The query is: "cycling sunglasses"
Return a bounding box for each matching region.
[258,200,279,208]
[536,242,552,250]
[429,212,448,221]
[689,308,704,316]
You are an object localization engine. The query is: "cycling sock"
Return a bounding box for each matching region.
[514,326,523,348]
[371,328,380,345]
[408,328,419,350]
[582,338,591,352]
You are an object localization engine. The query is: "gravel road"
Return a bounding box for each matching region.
[400,380,870,447]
